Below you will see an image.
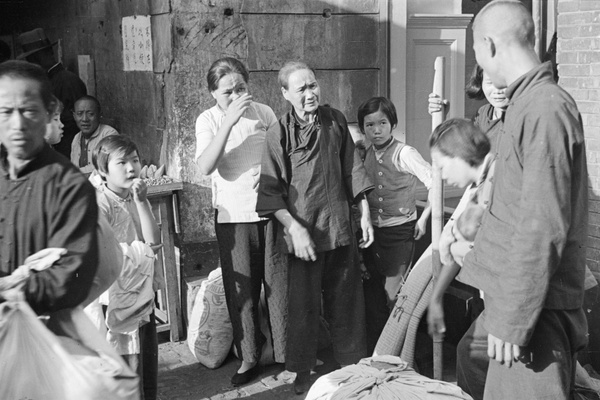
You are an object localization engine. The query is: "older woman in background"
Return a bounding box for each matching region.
[256,61,373,394]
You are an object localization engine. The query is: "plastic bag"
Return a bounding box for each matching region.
[0,301,139,400]
[187,268,233,369]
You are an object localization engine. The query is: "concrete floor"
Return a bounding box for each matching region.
[158,340,336,400]
[157,334,458,400]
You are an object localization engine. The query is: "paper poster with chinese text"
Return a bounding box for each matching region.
[122,15,153,71]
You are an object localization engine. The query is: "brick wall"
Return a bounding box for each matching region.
[557,0,600,278]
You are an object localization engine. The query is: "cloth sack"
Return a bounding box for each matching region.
[187,268,233,368]
[306,355,472,400]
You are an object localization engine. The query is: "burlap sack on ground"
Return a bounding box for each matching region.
[187,268,233,369]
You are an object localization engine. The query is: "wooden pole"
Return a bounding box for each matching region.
[431,56,446,381]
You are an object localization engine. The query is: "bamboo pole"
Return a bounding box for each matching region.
[431,56,446,381]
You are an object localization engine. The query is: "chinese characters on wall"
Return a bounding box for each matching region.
[122,15,153,72]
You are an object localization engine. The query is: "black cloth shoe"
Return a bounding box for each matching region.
[293,371,311,395]
[231,365,260,386]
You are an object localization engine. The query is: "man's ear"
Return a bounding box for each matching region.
[485,36,497,58]
[280,86,289,101]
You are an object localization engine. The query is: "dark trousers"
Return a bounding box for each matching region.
[122,312,158,400]
[286,245,367,372]
[457,308,587,400]
[215,218,288,364]
[362,223,415,354]
[578,285,600,372]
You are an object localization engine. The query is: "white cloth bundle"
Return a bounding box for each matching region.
[306,355,472,400]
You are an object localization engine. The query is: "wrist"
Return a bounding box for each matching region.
[449,223,459,243]
[287,220,305,235]
[223,111,241,125]
[218,118,237,134]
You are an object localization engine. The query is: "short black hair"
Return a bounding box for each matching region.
[93,135,140,180]
[50,95,63,115]
[429,118,490,167]
[357,97,398,133]
[74,95,101,113]
[465,64,486,101]
[0,60,54,112]
[206,57,249,92]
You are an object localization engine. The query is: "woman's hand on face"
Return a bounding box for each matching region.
[224,93,253,125]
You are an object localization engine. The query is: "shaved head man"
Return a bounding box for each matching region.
[455,1,589,399]
[471,0,537,89]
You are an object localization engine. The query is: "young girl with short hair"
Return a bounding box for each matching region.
[93,135,162,400]
[357,96,433,352]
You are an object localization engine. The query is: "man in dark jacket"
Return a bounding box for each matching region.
[0,60,98,314]
[450,1,589,399]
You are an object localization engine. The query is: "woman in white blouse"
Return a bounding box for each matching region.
[195,58,287,385]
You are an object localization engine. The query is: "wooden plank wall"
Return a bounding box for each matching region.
[241,0,388,122]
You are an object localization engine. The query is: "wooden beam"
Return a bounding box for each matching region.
[431,56,445,381]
